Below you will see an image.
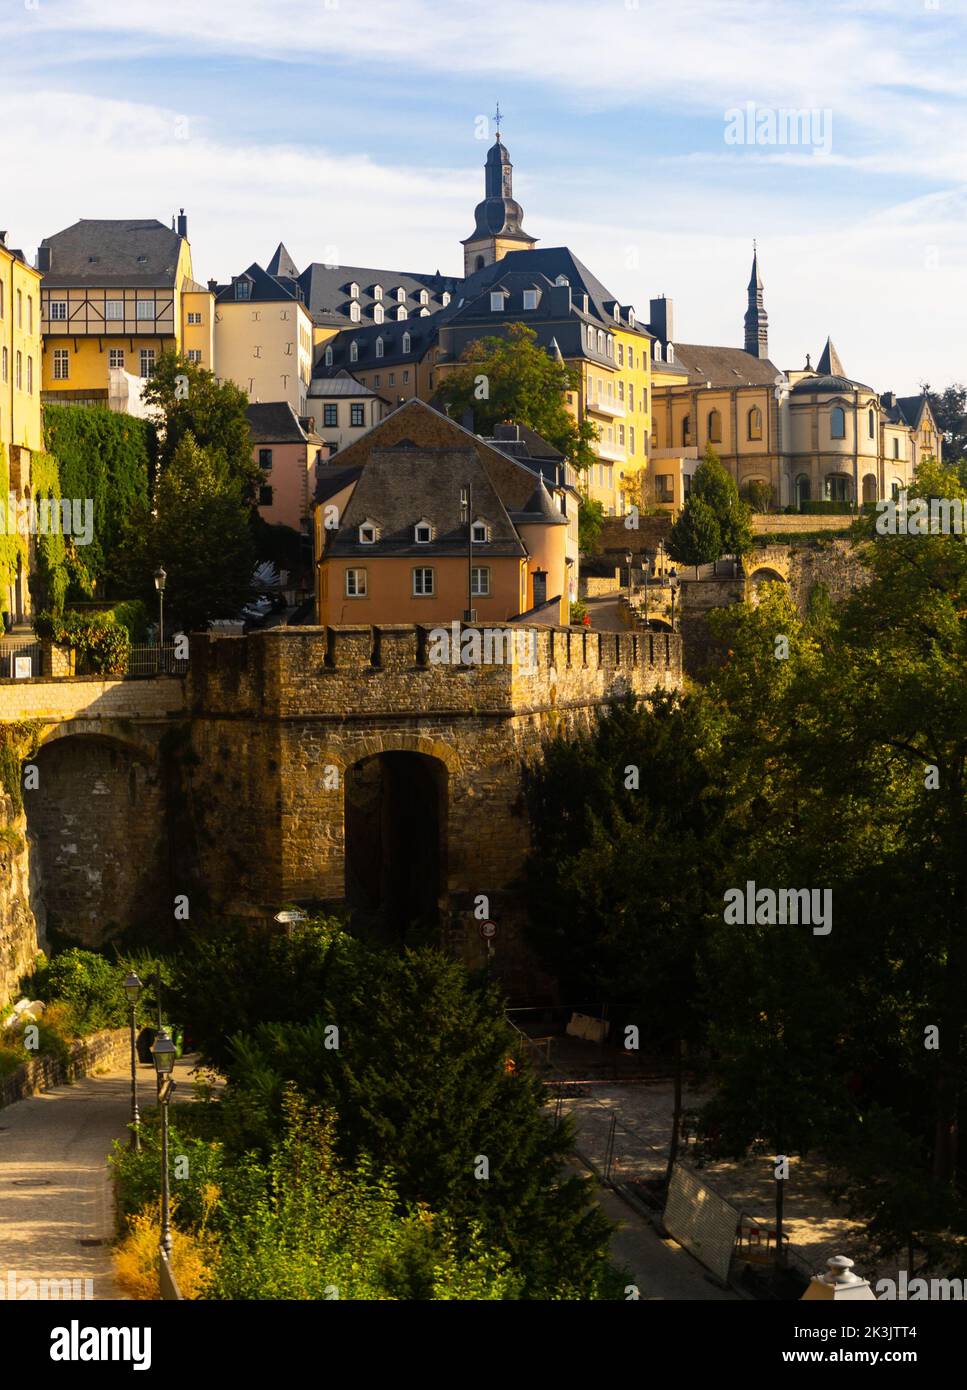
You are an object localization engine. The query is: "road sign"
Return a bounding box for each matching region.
[479,920,497,941]
[274,909,307,924]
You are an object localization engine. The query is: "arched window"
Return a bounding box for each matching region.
[748,406,762,441]
[606,335,614,358]
[831,405,846,439]
[374,304,384,324]
[654,342,663,363]
[349,283,359,299]
[666,344,675,364]
[324,345,333,367]
[397,306,407,321]
[374,285,383,301]
[402,332,411,354]
[350,302,361,323]
[349,341,358,364]
[682,415,691,445]
[868,407,876,439]
[396,288,406,303]
[628,310,636,328]
[419,290,428,305]
[375,337,384,358]
[442,291,451,306]
[707,409,722,443]
[597,330,605,355]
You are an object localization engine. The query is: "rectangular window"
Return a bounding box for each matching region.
[403,370,410,384]
[187,349,202,364]
[389,373,395,386]
[140,349,156,378]
[105,300,124,321]
[109,349,125,369]
[27,298,33,333]
[629,427,635,453]
[471,566,490,597]
[412,567,434,596]
[26,357,33,394]
[136,300,154,321]
[345,568,367,597]
[618,343,624,366]
[323,404,338,427]
[522,289,538,310]
[374,375,380,387]
[187,312,202,325]
[259,448,273,469]
[490,292,504,312]
[50,300,68,321]
[655,474,674,502]
[258,485,274,506]
[618,425,625,446]
[53,348,70,380]
[629,385,634,410]
[350,403,365,426]
[618,382,625,402]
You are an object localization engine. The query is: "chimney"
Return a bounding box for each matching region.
[207,278,218,294]
[37,245,51,273]
[177,209,188,239]
[882,391,896,409]
[649,296,674,344]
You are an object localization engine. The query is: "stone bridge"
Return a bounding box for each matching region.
[743,544,791,585]
[1,623,682,997]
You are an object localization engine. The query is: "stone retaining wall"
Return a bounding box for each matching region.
[0,1026,129,1109]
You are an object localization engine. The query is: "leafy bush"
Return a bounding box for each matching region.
[33,609,130,675]
[114,1199,218,1300]
[33,947,129,1033]
[107,600,150,644]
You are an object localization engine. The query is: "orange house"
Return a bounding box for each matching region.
[313,401,571,626]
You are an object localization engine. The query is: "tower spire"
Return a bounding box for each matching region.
[744,243,769,358]
[461,123,537,276]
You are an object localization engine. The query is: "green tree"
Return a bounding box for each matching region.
[578,497,605,556]
[692,444,754,556]
[142,351,260,498]
[436,323,598,471]
[118,436,255,632]
[667,494,722,573]
[922,382,967,470]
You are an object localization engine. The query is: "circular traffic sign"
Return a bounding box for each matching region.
[479,920,497,941]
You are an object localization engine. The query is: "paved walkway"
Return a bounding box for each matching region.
[593,1181,737,1301]
[0,1062,139,1301]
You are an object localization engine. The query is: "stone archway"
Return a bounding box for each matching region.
[343,749,449,940]
[862,473,878,505]
[24,729,167,946]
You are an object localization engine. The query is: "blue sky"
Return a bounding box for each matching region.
[4,0,966,391]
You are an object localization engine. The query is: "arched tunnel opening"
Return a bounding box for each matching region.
[343,751,447,942]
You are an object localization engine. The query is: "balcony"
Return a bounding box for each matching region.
[588,396,626,419]
[650,446,698,461]
[595,440,628,463]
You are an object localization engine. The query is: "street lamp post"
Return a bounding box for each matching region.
[151,1029,177,1262]
[123,971,142,1153]
[624,549,633,600]
[669,568,680,631]
[641,550,651,627]
[153,566,166,673]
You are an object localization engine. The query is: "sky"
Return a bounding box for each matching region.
[3,0,966,393]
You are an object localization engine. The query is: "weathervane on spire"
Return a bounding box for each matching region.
[494,102,502,138]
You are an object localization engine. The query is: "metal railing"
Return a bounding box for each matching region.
[74,644,189,678]
[0,639,43,679]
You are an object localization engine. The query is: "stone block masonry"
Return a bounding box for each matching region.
[0,1027,129,1110]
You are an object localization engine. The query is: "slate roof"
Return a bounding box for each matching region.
[214,262,303,305]
[38,219,185,288]
[790,373,874,395]
[308,371,385,400]
[314,466,363,504]
[816,337,846,377]
[326,446,527,559]
[246,401,308,444]
[485,422,564,462]
[508,476,568,526]
[459,246,648,337]
[896,394,931,429]
[671,343,780,387]
[266,242,300,279]
[298,262,461,329]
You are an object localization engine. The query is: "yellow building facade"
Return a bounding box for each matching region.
[1,231,43,623]
[38,212,213,401]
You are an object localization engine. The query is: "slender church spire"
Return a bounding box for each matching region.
[744,243,769,359]
[461,117,538,277]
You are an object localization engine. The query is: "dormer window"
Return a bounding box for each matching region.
[442,291,451,306]
[666,343,675,363]
[613,304,621,321]
[606,335,614,358]
[374,304,384,324]
[350,302,361,322]
[324,345,333,367]
[654,342,663,363]
[350,283,359,299]
[490,292,504,312]
[471,520,489,543]
[555,275,569,287]
[597,330,605,354]
[359,519,379,544]
[349,341,359,363]
[235,279,252,301]
[376,337,384,358]
[374,285,383,301]
[414,519,434,543]
[396,306,407,321]
[402,332,411,354]
[396,288,406,303]
[628,309,636,328]
[419,290,428,305]
[419,307,429,317]
[523,289,538,310]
